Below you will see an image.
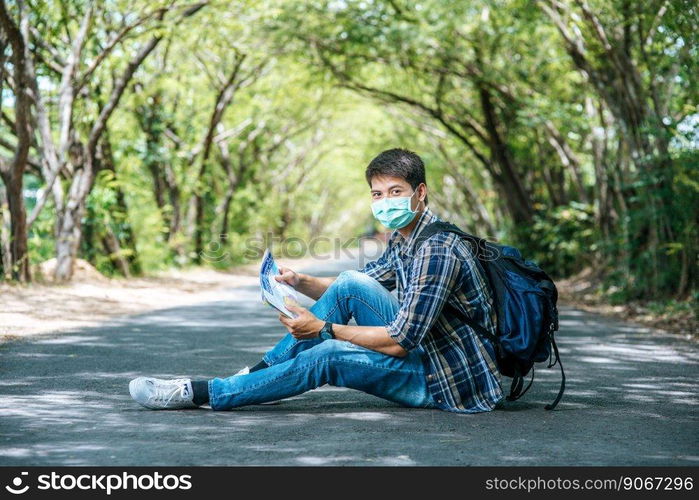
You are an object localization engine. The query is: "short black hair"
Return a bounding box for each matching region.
[365,148,428,204]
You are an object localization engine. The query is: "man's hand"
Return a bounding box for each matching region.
[274,266,300,288]
[276,268,336,301]
[278,305,324,340]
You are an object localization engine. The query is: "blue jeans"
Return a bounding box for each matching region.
[208,270,435,410]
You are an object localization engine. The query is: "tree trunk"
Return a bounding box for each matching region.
[192,55,248,262]
[139,105,183,252]
[53,166,93,282]
[148,164,168,220]
[477,86,534,224]
[216,138,245,238]
[540,163,564,207]
[99,135,142,275]
[219,190,234,238]
[544,120,589,203]
[193,194,205,264]
[113,187,141,275]
[102,227,131,278]
[138,92,175,242]
[587,97,615,239]
[534,131,567,207]
[0,170,30,281]
[0,0,33,282]
[164,162,182,242]
[0,183,12,279]
[54,214,82,281]
[676,246,689,299]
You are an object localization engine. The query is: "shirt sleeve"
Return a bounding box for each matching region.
[357,241,396,291]
[386,238,462,351]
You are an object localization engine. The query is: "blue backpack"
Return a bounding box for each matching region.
[415,221,565,410]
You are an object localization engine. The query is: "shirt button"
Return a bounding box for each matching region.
[427,374,433,381]
[437,399,442,403]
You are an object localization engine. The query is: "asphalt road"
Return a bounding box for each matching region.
[1,255,697,466]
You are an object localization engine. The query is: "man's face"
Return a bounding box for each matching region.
[370,175,424,211]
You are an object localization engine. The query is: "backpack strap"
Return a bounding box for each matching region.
[417,222,498,347]
[459,313,498,347]
[413,221,486,257]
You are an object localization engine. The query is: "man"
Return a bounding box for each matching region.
[129,148,504,413]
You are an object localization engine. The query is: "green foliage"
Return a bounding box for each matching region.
[526,202,598,279]
[26,198,55,268]
[79,170,133,276]
[1,0,696,310]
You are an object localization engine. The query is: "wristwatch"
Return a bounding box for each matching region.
[319,321,335,340]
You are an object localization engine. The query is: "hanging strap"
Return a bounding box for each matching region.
[545,333,566,410]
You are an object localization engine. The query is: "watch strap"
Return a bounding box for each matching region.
[322,321,334,339]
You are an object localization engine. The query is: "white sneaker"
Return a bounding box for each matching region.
[233,365,281,405]
[129,377,198,410]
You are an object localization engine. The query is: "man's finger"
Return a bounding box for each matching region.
[281,316,299,330]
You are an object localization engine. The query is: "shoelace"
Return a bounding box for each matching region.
[151,380,189,407]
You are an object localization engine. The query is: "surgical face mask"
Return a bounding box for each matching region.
[371,190,420,230]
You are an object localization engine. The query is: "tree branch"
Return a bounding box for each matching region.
[197,51,255,167]
[26,161,60,226]
[28,26,65,73]
[57,5,93,160]
[87,35,162,158]
[0,0,32,175]
[0,137,41,170]
[75,6,168,92]
[643,0,669,47]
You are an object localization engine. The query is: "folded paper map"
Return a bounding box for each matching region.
[260,249,299,318]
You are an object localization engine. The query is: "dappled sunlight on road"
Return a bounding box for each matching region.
[1,282,697,465]
[295,455,416,466]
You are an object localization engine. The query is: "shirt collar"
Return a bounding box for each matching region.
[393,207,439,257]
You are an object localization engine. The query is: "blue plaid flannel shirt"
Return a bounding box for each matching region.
[359,208,503,413]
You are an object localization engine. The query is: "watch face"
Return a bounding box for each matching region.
[320,331,331,340]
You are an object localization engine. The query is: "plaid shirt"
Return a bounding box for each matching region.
[359,208,503,413]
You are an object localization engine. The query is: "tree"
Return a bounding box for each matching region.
[267,0,590,228]
[539,0,697,296]
[14,1,206,281]
[190,50,267,262]
[0,0,33,281]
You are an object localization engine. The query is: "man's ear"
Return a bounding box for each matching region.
[418,183,427,207]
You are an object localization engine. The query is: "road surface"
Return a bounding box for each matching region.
[1,255,697,465]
